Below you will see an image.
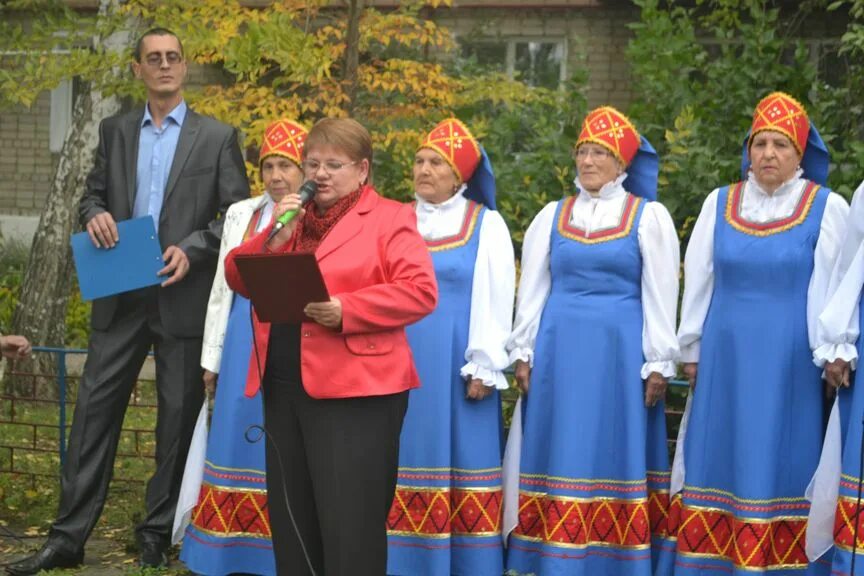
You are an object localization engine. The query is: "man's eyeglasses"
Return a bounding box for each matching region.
[301,160,360,174]
[143,51,183,68]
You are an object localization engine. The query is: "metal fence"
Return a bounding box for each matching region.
[0,346,689,489]
[0,346,157,489]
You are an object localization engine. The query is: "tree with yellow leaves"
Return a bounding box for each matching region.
[1,0,545,357]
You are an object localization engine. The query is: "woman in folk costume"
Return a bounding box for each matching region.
[671,92,848,575]
[805,175,864,573]
[178,119,308,576]
[504,106,680,576]
[386,119,515,576]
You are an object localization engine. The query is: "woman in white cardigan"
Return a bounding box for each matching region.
[177,119,309,576]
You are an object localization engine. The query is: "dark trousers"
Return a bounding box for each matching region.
[262,372,408,576]
[49,288,204,554]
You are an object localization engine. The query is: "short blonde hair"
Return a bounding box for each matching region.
[305,118,373,181]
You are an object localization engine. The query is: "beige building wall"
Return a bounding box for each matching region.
[0,94,56,217]
[435,4,637,109]
[0,2,848,223]
[0,64,226,231]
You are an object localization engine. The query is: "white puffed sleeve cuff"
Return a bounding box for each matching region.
[638,201,680,381]
[460,362,510,389]
[680,341,701,363]
[677,190,719,366]
[464,210,515,390]
[813,343,858,370]
[506,202,557,366]
[508,348,533,367]
[641,361,678,379]
[808,192,850,350]
[201,344,224,374]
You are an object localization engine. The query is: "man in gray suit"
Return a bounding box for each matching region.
[6,28,250,575]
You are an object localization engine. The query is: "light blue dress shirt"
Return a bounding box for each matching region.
[133,101,187,232]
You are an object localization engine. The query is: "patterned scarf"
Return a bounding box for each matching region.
[293,188,363,252]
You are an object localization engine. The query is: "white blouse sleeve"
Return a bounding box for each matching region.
[677,190,719,363]
[638,202,681,378]
[200,204,241,373]
[506,202,557,367]
[812,190,854,366]
[461,211,516,389]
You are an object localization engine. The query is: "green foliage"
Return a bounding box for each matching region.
[808,0,864,199]
[627,0,864,239]
[0,238,89,347]
[0,1,134,108]
[0,237,29,335]
[465,79,588,254]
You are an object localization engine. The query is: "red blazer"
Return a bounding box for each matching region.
[224,185,438,399]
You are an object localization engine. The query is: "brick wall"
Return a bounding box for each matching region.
[0,64,227,221]
[435,5,638,109]
[0,93,56,217]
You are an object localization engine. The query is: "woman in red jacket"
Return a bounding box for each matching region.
[224,117,438,576]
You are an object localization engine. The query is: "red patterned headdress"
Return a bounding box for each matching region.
[575,106,641,167]
[259,119,307,168]
[418,118,482,184]
[749,92,809,156]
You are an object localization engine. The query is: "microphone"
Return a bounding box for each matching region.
[266,180,317,242]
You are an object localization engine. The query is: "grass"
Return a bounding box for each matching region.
[0,374,193,575]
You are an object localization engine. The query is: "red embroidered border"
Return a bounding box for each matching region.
[726,180,818,236]
[557,193,641,244]
[387,487,501,536]
[675,503,808,569]
[191,484,271,538]
[425,201,481,252]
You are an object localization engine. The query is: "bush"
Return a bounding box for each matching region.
[0,236,90,348]
[627,0,821,245]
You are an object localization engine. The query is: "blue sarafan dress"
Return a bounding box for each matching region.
[672,181,830,576]
[806,180,864,575]
[180,207,276,576]
[180,294,275,575]
[507,193,676,576]
[830,299,864,574]
[387,197,510,576]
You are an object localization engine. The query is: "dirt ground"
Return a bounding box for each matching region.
[1,530,190,575]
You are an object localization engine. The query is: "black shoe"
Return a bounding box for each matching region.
[138,540,169,569]
[5,542,83,576]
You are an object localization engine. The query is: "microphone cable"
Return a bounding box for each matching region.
[246,303,318,576]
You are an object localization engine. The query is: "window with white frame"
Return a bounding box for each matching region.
[460,38,567,89]
[49,79,73,153]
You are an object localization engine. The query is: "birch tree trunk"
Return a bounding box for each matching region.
[9,0,134,394]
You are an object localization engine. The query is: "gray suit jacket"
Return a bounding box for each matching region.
[79,106,250,337]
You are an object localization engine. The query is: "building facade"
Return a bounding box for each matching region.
[0,0,846,238]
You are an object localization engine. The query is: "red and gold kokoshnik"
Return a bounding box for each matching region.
[259,118,308,168]
[576,106,641,167]
[749,92,810,156]
[419,118,482,184]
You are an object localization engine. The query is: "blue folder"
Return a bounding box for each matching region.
[71,217,164,301]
